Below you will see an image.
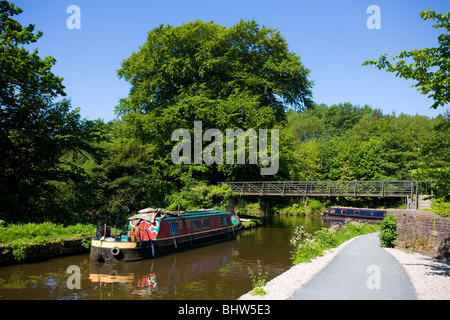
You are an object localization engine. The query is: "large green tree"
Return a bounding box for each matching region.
[0,1,100,222]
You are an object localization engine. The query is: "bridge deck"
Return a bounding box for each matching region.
[222,180,432,198]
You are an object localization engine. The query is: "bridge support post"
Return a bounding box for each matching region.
[227,197,236,214]
[415,181,419,210]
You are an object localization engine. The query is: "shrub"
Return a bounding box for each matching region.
[237,201,265,216]
[278,203,305,216]
[292,238,323,263]
[314,227,339,249]
[165,181,234,211]
[290,225,325,263]
[379,214,398,248]
[277,198,326,216]
[290,221,380,264]
[305,198,326,215]
[432,201,450,217]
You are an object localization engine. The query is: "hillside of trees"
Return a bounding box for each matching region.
[1,2,448,225]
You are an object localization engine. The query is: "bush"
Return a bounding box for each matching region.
[379,214,398,248]
[278,203,305,216]
[236,201,265,216]
[432,201,450,217]
[165,181,234,211]
[277,198,326,216]
[305,198,326,215]
[292,238,324,263]
[314,227,339,249]
[290,221,380,264]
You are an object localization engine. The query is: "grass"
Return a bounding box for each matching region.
[0,222,96,261]
[248,259,269,296]
[432,201,450,217]
[290,220,381,264]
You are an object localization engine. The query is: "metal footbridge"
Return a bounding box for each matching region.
[221,180,432,199]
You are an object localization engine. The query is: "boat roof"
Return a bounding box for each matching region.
[329,206,387,212]
[129,208,230,223]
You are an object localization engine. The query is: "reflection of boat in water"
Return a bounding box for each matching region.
[88,243,239,297]
[89,271,135,284]
[90,208,241,262]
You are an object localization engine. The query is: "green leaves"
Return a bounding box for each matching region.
[118,19,313,117]
[0,222,96,261]
[0,1,103,223]
[291,222,380,264]
[165,180,234,211]
[411,162,450,201]
[285,103,448,184]
[114,19,314,188]
[379,214,398,248]
[363,9,450,110]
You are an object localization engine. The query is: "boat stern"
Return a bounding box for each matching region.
[90,239,138,262]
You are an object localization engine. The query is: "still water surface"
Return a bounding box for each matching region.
[0,216,327,300]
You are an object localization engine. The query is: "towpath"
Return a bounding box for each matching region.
[288,232,417,300]
[240,231,450,300]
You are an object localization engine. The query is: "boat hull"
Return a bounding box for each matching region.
[90,225,238,262]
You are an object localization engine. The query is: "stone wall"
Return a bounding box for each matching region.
[0,236,92,267]
[387,209,450,259]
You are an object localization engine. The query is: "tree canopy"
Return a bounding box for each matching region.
[115,19,314,186]
[362,8,450,200]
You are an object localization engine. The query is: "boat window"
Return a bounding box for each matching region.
[179,220,184,228]
[220,216,229,226]
[355,211,360,215]
[202,218,210,229]
[169,222,178,235]
[192,220,200,231]
[342,210,346,214]
[185,220,191,228]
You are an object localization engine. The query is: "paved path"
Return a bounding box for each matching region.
[289,232,417,300]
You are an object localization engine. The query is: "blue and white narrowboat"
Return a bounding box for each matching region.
[324,207,387,219]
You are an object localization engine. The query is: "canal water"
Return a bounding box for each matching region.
[0,216,326,300]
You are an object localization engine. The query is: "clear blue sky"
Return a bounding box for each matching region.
[14,0,450,122]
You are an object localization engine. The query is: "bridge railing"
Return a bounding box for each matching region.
[221,180,431,198]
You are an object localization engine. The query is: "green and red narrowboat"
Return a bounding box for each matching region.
[90,208,241,262]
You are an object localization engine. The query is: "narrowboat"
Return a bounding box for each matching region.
[90,208,241,262]
[323,207,387,219]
